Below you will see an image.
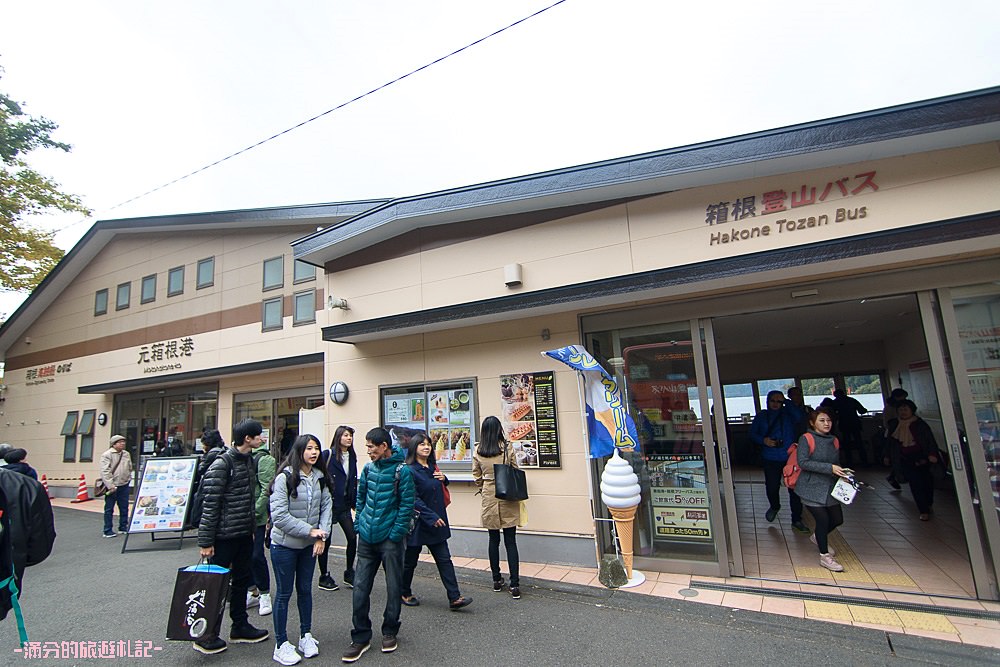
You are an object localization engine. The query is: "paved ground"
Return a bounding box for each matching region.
[6,507,1000,666]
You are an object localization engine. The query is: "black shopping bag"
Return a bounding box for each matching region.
[494,463,528,501]
[166,563,231,641]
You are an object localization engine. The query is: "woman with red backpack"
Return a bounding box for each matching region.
[794,408,853,572]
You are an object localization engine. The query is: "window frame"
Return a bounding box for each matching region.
[293,259,316,284]
[79,410,97,462]
[94,289,109,316]
[263,256,284,291]
[292,289,316,326]
[61,411,80,462]
[167,266,185,297]
[115,282,131,311]
[379,379,478,472]
[140,274,157,304]
[262,296,284,332]
[196,257,215,289]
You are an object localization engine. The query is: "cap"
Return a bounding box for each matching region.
[110,434,126,446]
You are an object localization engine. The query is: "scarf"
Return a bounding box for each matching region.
[892,416,917,448]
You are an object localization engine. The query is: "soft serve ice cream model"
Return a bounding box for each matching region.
[600,448,642,580]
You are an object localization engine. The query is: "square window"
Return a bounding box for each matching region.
[262,297,283,331]
[293,260,316,283]
[167,266,184,296]
[263,256,284,291]
[293,290,316,325]
[94,289,109,316]
[141,274,157,304]
[197,257,215,289]
[116,282,131,310]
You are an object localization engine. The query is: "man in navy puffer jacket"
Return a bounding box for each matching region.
[750,390,808,533]
[342,428,415,663]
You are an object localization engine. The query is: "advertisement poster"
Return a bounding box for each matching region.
[429,389,472,463]
[648,454,711,540]
[500,371,560,468]
[384,392,426,432]
[129,456,198,533]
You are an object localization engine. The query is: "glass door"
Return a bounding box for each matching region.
[922,286,1000,599]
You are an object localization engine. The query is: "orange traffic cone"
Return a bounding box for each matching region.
[70,474,92,503]
[40,474,53,499]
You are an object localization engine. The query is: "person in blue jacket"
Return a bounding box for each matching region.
[750,390,809,533]
[399,433,472,611]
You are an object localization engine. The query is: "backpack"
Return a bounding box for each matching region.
[782,433,839,490]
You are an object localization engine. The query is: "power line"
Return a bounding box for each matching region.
[57,0,568,231]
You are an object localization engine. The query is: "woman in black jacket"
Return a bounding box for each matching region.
[317,425,358,591]
[884,400,941,520]
[400,433,472,610]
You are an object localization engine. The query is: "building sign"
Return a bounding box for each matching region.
[137,337,195,374]
[500,371,560,468]
[25,362,72,386]
[704,170,878,247]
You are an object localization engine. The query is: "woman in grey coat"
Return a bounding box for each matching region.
[269,434,333,665]
[795,408,852,573]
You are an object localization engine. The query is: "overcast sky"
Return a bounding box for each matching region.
[1,0,998,317]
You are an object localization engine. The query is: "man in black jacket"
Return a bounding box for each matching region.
[194,419,269,654]
[0,466,56,623]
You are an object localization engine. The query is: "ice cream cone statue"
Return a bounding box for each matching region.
[600,448,642,579]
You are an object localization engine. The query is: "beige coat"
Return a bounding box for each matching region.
[99,447,133,489]
[472,443,520,530]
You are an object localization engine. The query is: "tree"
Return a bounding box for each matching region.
[1,69,90,292]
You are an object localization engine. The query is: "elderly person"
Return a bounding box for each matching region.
[99,435,134,538]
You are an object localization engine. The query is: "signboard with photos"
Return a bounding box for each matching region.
[500,371,560,468]
[129,456,198,534]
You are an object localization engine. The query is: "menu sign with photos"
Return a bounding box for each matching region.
[500,371,560,468]
[429,389,472,463]
[129,456,198,533]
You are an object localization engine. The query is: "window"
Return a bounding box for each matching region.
[167,266,184,296]
[61,411,79,462]
[116,282,131,310]
[262,297,283,331]
[79,410,97,462]
[293,260,316,283]
[293,289,316,325]
[94,289,108,316]
[141,274,157,304]
[380,380,477,470]
[197,257,215,289]
[263,256,284,291]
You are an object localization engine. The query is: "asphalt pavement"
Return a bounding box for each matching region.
[5,507,999,666]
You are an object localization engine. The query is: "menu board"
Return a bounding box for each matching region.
[429,389,472,463]
[648,454,711,540]
[129,456,198,533]
[500,371,560,468]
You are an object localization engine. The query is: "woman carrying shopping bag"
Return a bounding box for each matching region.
[269,434,333,665]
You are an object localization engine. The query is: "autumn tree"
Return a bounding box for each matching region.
[1,69,90,292]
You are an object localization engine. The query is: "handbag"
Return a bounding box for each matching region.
[435,465,451,507]
[95,452,126,497]
[831,477,858,505]
[166,561,232,641]
[494,446,528,501]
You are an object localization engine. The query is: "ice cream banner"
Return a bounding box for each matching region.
[542,345,639,458]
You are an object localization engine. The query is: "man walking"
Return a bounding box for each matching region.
[195,419,270,654]
[342,428,415,663]
[99,435,133,538]
[750,391,809,534]
[247,437,276,616]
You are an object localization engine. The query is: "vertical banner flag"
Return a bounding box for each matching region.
[542,345,639,458]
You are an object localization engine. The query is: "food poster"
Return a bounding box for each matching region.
[384,392,426,431]
[648,454,712,540]
[130,456,198,533]
[501,371,560,468]
[429,389,473,462]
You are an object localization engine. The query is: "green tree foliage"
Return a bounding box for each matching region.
[1,70,90,292]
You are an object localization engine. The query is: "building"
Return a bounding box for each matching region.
[2,88,998,599]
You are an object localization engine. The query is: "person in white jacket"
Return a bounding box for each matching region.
[99,435,134,538]
[268,434,333,666]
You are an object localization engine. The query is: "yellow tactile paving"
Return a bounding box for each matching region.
[794,566,835,580]
[896,610,958,633]
[870,572,917,587]
[804,600,854,621]
[848,605,903,626]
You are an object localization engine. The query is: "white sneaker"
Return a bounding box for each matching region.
[273,641,302,665]
[819,553,845,572]
[258,592,272,616]
[297,632,319,658]
[247,591,260,608]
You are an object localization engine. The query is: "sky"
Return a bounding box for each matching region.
[1,0,998,317]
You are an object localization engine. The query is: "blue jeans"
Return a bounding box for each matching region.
[270,543,316,645]
[402,541,461,602]
[252,524,270,593]
[351,538,404,644]
[103,484,130,534]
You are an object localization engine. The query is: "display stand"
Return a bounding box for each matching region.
[120,456,199,554]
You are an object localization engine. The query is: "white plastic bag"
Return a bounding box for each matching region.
[831,478,858,505]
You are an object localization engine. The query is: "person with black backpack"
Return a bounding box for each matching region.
[193,419,270,655]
